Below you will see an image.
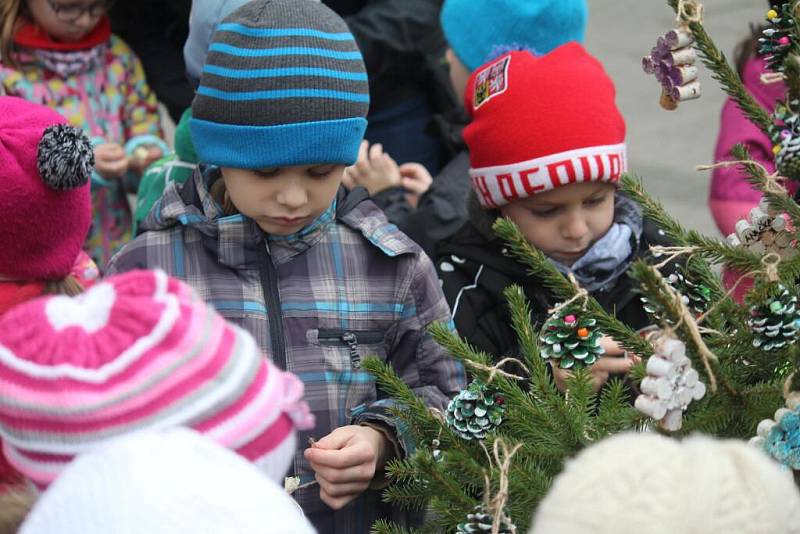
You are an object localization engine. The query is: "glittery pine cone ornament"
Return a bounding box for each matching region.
[540,309,604,369]
[748,284,800,352]
[456,505,515,534]
[446,380,505,440]
[770,100,800,181]
[750,394,800,470]
[758,3,796,72]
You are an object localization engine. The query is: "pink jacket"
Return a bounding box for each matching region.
[710,56,792,236]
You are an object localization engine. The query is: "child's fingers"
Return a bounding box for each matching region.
[318,488,357,510]
[378,154,401,183]
[315,476,367,499]
[598,336,625,356]
[357,140,369,161]
[341,168,357,190]
[401,176,431,196]
[592,355,636,375]
[368,142,384,163]
[399,163,432,183]
[311,463,374,485]
[95,144,125,161]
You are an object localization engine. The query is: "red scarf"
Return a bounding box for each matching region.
[13,16,111,51]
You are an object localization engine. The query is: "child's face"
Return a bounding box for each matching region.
[500,182,616,266]
[26,0,106,42]
[221,164,344,236]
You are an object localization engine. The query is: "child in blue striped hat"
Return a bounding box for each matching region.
[106,1,466,532]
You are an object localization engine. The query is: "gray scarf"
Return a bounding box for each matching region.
[548,194,643,292]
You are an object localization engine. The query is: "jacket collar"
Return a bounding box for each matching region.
[147,166,405,270]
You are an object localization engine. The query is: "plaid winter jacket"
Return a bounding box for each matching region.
[107,166,466,533]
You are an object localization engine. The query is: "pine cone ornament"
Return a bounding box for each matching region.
[770,100,800,181]
[446,380,505,440]
[456,506,515,534]
[641,268,711,320]
[540,309,604,369]
[750,395,800,470]
[758,3,796,72]
[748,284,800,351]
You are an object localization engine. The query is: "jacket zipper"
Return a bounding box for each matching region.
[256,242,287,370]
[317,329,384,370]
[341,332,360,369]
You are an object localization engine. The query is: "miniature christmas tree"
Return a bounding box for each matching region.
[367,2,800,532]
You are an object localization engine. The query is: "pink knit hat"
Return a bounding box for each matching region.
[0,270,314,489]
[0,97,94,281]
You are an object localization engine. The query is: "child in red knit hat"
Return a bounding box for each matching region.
[437,45,674,392]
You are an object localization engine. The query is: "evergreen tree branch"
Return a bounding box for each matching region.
[666,0,773,135]
[620,174,765,273]
[492,218,653,359]
[730,144,800,233]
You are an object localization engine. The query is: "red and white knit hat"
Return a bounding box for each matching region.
[464,44,627,210]
[0,270,314,489]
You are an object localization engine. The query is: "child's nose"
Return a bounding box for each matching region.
[562,217,589,241]
[276,183,308,209]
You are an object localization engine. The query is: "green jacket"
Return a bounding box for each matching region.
[133,109,198,235]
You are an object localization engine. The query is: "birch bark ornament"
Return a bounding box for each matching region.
[634,334,707,431]
[726,197,796,260]
[642,28,701,110]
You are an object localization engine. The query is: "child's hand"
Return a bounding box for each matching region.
[304,425,393,510]
[399,162,433,208]
[94,143,129,180]
[344,141,402,196]
[128,145,164,177]
[551,336,641,393]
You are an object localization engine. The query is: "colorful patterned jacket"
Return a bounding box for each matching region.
[106,167,466,533]
[0,18,167,268]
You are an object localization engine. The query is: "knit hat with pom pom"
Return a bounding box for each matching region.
[0,97,93,281]
[0,270,314,489]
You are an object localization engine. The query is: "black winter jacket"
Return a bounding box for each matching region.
[373,150,471,256]
[436,197,673,360]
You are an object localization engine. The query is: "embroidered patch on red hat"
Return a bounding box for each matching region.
[473,55,511,109]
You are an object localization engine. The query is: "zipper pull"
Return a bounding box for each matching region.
[342,332,360,369]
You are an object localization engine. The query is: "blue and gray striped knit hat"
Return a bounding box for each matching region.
[190,0,369,169]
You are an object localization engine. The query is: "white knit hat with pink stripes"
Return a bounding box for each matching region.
[0,269,314,489]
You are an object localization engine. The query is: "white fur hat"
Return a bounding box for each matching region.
[20,428,316,534]
[529,432,800,534]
